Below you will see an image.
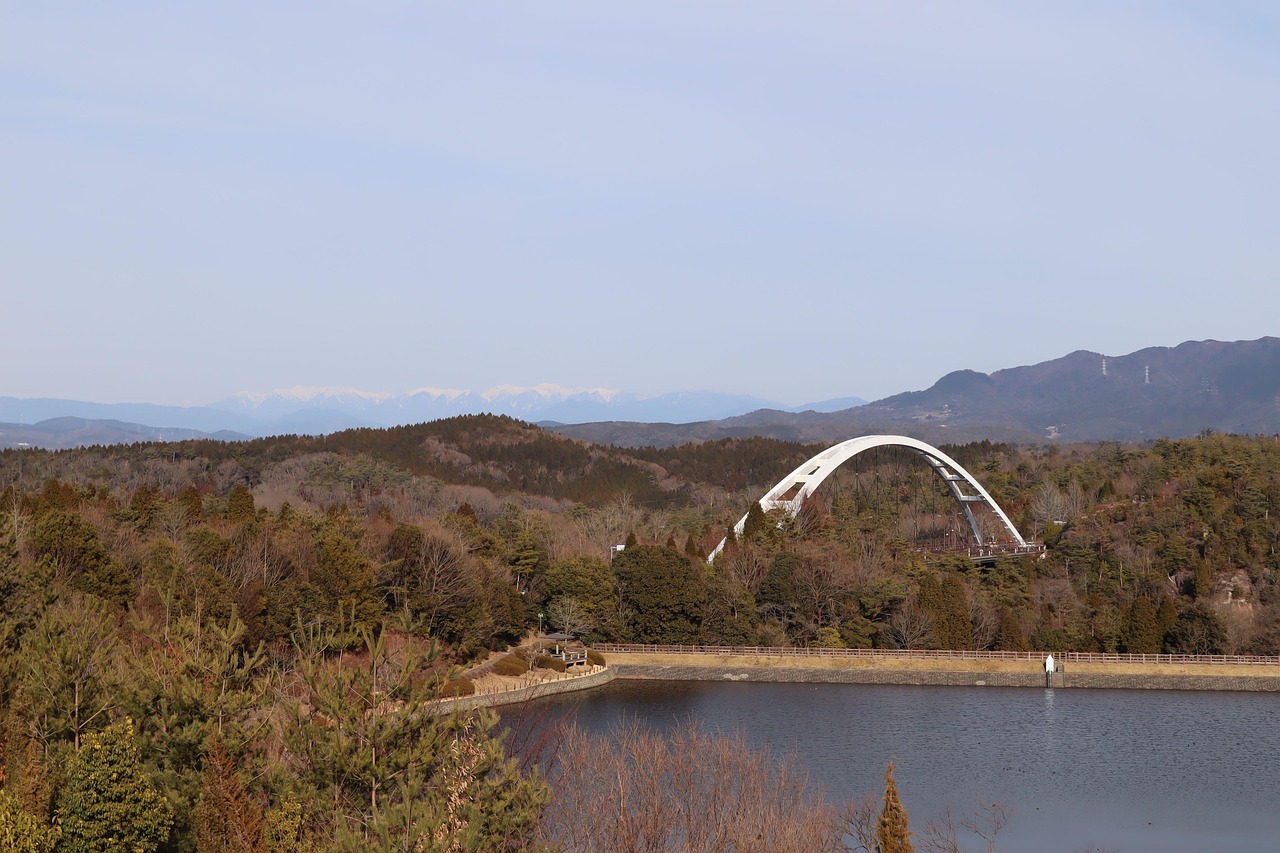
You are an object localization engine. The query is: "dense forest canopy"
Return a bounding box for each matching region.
[3,417,1280,848]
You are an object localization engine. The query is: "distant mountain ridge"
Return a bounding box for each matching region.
[550,337,1280,447]
[0,418,249,451]
[11,336,1275,451]
[0,384,869,448]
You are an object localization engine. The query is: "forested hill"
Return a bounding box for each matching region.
[5,414,1280,846]
[2,414,820,510]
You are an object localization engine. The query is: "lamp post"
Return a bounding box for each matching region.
[538,611,544,636]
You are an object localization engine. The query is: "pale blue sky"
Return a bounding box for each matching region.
[3,3,1278,406]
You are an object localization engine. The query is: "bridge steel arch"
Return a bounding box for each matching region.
[709,435,1027,562]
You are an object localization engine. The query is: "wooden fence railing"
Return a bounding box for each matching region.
[591,643,1280,667]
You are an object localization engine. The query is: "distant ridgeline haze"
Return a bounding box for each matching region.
[5,336,1280,449]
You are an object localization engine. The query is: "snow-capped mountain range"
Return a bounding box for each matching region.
[0,384,867,444]
[210,384,862,431]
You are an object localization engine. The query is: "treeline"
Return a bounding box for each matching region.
[4,422,1280,848]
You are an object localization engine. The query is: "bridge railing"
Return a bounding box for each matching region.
[916,543,1047,558]
[591,643,1280,667]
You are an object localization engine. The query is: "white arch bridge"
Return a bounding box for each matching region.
[709,435,1040,562]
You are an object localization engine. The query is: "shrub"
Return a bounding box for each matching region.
[536,656,567,673]
[586,649,606,667]
[440,677,475,697]
[0,790,59,853]
[493,654,530,677]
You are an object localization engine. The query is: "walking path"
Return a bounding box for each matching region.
[433,664,615,713]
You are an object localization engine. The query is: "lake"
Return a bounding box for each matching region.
[511,679,1280,852]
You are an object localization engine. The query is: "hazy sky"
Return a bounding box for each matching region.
[4,3,1278,407]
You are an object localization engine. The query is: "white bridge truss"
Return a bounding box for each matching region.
[709,434,1027,561]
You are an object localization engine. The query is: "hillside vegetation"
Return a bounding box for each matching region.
[2,417,1280,847]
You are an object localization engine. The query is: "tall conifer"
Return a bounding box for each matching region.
[876,761,914,853]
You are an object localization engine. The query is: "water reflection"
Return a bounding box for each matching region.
[515,681,1280,853]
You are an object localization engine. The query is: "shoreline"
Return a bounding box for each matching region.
[602,650,1280,692]
[441,648,1280,712]
[433,665,616,713]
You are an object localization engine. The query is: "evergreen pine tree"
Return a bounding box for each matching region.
[993,609,1029,652]
[1156,596,1178,651]
[286,625,546,848]
[936,574,971,650]
[612,545,708,644]
[195,734,264,853]
[226,485,256,525]
[876,761,914,853]
[684,532,700,558]
[1192,563,1216,601]
[915,574,944,648]
[625,530,638,549]
[177,486,205,522]
[1120,597,1160,654]
[742,502,769,543]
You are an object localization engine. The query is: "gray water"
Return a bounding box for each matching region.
[513,680,1280,852]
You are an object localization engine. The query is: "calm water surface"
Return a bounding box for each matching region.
[513,680,1280,852]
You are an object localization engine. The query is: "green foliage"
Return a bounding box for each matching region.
[993,609,1029,652]
[1120,597,1160,654]
[936,574,971,650]
[1,532,57,699]
[585,649,606,667]
[4,421,1280,848]
[612,545,707,644]
[1156,596,1178,642]
[127,611,269,843]
[0,788,59,853]
[306,532,381,640]
[56,718,174,853]
[1166,604,1227,654]
[742,502,770,544]
[28,511,131,607]
[813,626,846,648]
[285,625,546,848]
[18,592,120,752]
[758,553,798,617]
[542,556,618,627]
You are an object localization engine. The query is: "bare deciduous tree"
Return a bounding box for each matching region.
[722,543,770,597]
[540,721,847,852]
[546,596,593,637]
[885,598,935,650]
[968,593,998,651]
[1030,481,1069,526]
[921,801,1012,853]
